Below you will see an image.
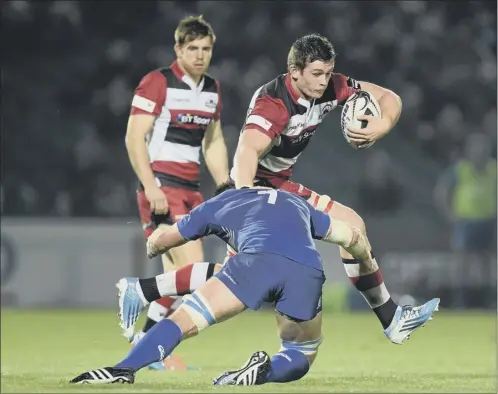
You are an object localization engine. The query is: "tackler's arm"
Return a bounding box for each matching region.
[323,219,371,263]
[146,224,188,259]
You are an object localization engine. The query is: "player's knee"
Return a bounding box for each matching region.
[176,292,217,337]
[349,209,366,233]
[333,203,366,234]
[279,336,323,366]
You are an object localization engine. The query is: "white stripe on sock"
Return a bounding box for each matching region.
[134,282,149,305]
[190,263,210,292]
[156,272,177,297]
[344,262,360,278]
[361,282,390,308]
[147,300,168,322]
[171,296,183,310]
[343,258,380,278]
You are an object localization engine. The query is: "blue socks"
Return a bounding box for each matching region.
[115,319,183,370]
[113,319,310,383]
[266,349,310,383]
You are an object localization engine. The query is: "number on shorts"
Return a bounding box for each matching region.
[258,189,278,204]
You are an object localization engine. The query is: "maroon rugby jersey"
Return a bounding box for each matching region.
[234,73,360,182]
[130,60,221,190]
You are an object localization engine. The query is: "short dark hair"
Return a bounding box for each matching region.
[213,179,276,197]
[214,180,235,196]
[175,15,216,46]
[287,33,336,71]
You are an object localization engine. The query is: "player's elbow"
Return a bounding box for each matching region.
[383,89,402,111]
[391,91,402,110]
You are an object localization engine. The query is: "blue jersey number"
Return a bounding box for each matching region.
[258,189,278,205]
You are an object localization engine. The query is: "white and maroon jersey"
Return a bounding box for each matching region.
[237,73,360,184]
[130,60,221,190]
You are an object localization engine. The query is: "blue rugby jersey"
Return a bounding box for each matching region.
[177,188,330,270]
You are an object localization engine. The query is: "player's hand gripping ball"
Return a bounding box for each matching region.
[340,91,382,149]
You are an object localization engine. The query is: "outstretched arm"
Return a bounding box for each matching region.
[310,206,372,262]
[322,219,371,263]
[147,204,211,258]
[232,129,272,188]
[147,224,187,258]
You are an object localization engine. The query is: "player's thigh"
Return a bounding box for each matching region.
[279,179,365,231]
[278,180,339,219]
[326,200,366,233]
[171,276,246,337]
[159,187,204,269]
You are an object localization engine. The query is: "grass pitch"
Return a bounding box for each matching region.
[1,309,496,393]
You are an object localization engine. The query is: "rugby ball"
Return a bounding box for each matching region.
[340,91,381,149]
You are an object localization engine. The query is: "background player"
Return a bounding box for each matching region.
[71,187,438,385]
[229,33,408,342]
[125,15,229,366]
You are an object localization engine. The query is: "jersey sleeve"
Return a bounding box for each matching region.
[331,73,361,106]
[309,205,331,240]
[176,203,211,241]
[130,70,166,116]
[244,95,290,139]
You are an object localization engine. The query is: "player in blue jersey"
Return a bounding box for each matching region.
[71,187,436,385]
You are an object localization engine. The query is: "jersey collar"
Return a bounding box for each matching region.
[171,60,205,93]
[285,73,311,108]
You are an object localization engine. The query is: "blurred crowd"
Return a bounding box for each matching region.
[2,0,496,217]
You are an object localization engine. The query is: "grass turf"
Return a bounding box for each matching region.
[1,309,496,393]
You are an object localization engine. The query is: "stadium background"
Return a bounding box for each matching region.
[1,1,497,392]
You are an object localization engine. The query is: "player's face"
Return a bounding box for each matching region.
[291,61,334,100]
[175,36,213,79]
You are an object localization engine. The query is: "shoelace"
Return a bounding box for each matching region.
[401,306,421,320]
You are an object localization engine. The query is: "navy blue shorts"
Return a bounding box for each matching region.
[215,253,325,322]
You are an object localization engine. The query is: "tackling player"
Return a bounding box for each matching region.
[70,187,439,385]
[125,15,229,367]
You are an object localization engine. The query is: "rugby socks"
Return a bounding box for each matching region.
[139,263,219,302]
[142,297,180,333]
[266,350,310,383]
[115,319,183,371]
[139,263,219,333]
[342,252,397,329]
